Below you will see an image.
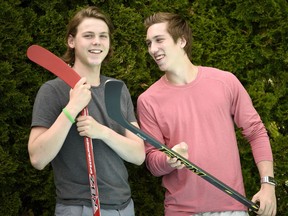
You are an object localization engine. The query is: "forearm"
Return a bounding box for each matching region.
[100,122,145,165]
[146,148,176,176]
[257,160,274,178]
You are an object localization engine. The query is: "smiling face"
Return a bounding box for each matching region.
[146,22,186,72]
[68,17,110,68]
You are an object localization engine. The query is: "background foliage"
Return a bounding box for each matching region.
[0,0,287,215]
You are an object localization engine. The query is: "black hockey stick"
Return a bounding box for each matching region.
[104,79,259,212]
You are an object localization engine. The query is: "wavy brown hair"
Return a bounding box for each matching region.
[62,6,114,66]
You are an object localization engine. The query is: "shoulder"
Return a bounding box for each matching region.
[102,75,129,92]
[41,77,69,89]
[199,66,241,87]
[200,66,237,79]
[36,78,70,100]
[138,78,163,101]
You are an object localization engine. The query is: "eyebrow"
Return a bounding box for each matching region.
[82,31,109,35]
[145,35,164,43]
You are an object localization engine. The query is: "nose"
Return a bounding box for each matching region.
[149,42,158,55]
[92,36,100,45]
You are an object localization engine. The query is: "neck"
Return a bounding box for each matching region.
[165,62,198,85]
[73,63,101,86]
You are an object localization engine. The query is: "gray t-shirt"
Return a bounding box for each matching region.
[31,75,136,210]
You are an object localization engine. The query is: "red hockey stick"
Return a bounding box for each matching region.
[27,45,101,216]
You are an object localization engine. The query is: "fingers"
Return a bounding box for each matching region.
[167,157,185,169]
[76,115,92,128]
[75,77,90,88]
[252,196,277,216]
[68,77,92,111]
[167,142,189,169]
[72,77,91,96]
[76,116,90,137]
[257,203,277,216]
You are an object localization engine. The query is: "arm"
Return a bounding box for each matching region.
[137,95,171,176]
[76,117,145,165]
[28,78,91,170]
[137,94,189,174]
[229,74,276,215]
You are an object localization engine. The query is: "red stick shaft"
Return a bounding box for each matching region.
[82,108,101,216]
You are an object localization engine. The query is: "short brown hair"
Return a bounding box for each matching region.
[144,12,192,60]
[62,6,114,65]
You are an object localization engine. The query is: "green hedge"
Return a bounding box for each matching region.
[0,0,287,215]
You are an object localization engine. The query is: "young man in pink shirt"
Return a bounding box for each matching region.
[137,12,276,216]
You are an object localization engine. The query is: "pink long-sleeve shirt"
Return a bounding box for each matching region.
[137,66,273,215]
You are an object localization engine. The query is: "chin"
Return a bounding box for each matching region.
[158,65,167,71]
[89,61,103,66]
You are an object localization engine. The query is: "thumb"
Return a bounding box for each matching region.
[173,142,188,158]
[74,77,86,88]
[177,142,188,154]
[179,142,188,150]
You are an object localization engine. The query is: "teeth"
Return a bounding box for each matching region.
[89,50,102,54]
[155,54,164,60]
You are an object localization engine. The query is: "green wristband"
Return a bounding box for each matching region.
[62,108,75,124]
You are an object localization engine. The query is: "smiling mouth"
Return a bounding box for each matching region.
[89,49,102,54]
[155,54,165,61]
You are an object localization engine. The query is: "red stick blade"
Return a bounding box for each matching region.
[27,45,80,88]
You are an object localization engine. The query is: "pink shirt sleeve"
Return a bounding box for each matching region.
[137,93,176,176]
[228,73,273,163]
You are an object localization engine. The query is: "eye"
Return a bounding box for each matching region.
[146,41,151,47]
[156,38,164,43]
[84,34,93,38]
[100,34,108,38]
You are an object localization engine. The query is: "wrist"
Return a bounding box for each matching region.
[62,107,75,124]
[97,125,110,140]
[261,176,277,186]
[65,103,81,116]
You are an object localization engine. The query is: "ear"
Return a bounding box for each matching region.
[180,37,187,48]
[68,34,75,49]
